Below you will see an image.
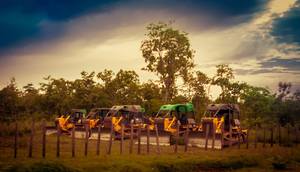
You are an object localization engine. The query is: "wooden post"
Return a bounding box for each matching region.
[129,122,133,154]
[295,125,299,146]
[28,119,35,158]
[229,114,232,147]
[254,124,258,149]
[278,123,281,146]
[120,124,124,155]
[71,126,75,157]
[84,122,89,156]
[221,122,224,150]
[96,125,101,156]
[287,124,290,145]
[42,119,46,158]
[237,130,240,149]
[270,127,274,147]
[263,127,266,148]
[107,123,114,155]
[146,124,150,154]
[137,125,141,154]
[14,121,18,159]
[212,123,216,149]
[184,127,189,152]
[56,123,61,157]
[155,124,160,154]
[246,128,250,149]
[174,124,179,153]
[205,124,210,150]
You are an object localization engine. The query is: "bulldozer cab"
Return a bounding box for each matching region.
[87,108,110,120]
[68,109,87,124]
[103,105,144,128]
[205,104,240,131]
[154,103,195,132]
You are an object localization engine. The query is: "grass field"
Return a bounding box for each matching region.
[0,128,300,172]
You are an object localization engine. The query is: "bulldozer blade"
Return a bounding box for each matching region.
[188,131,222,149]
[68,126,115,140]
[139,130,171,146]
[45,126,57,135]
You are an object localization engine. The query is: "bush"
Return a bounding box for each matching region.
[153,156,258,172]
[271,156,288,170]
[5,162,80,172]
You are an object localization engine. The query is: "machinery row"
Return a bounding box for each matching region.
[54,103,247,149]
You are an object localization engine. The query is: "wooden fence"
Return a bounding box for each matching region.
[9,119,300,158]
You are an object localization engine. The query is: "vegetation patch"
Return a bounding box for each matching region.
[5,162,80,172]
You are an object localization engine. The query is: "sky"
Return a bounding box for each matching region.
[0,0,300,98]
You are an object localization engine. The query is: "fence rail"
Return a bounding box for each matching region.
[7,119,300,159]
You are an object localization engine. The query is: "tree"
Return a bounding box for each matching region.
[97,69,142,105]
[141,22,195,102]
[22,83,40,115]
[183,70,210,115]
[212,64,234,101]
[0,78,20,120]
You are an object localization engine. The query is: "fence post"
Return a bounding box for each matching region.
[42,119,46,158]
[278,123,281,146]
[72,126,75,157]
[96,125,101,156]
[296,125,299,147]
[263,127,266,148]
[129,122,133,154]
[205,124,210,150]
[270,127,274,147]
[107,123,114,155]
[137,125,141,155]
[174,124,179,153]
[28,119,35,158]
[237,129,240,149]
[146,124,150,154]
[14,121,18,159]
[246,128,250,149]
[56,123,61,157]
[221,122,224,150]
[212,123,216,149]
[254,124,258,149]
[155,124,160,154]
[229,114,232,147]
[84,122,89,156]
[120,124,124,155]
[184,126,189,152]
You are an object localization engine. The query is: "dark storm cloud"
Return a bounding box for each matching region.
[236,57,300,75]
[0,0,267,55]
[271,1,300,47]
[260,57,300,71]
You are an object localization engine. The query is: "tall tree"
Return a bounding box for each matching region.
[141,22,195,102]
[0,78,20,120]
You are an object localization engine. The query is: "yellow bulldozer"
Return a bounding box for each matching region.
[99,105,145,140]
[188,104,247,149]
[141,103,199,145]
[55,109,87,133]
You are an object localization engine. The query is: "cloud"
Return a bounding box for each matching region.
[235,57,300,75]
[0,0,267,55]
[271,1,300,47]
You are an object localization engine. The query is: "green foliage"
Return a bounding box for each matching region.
[271,155,288,170]
[6,162,80,172]
[141,22,195,102]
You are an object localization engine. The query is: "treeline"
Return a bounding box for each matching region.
[1,65,299,126]
[0,22,300,126]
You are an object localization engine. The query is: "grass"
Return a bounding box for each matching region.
[0,122,300,172]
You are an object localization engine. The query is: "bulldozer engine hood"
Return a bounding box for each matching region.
[110,105,144,113]
[70,109,87,115]
[206,104,240,113]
